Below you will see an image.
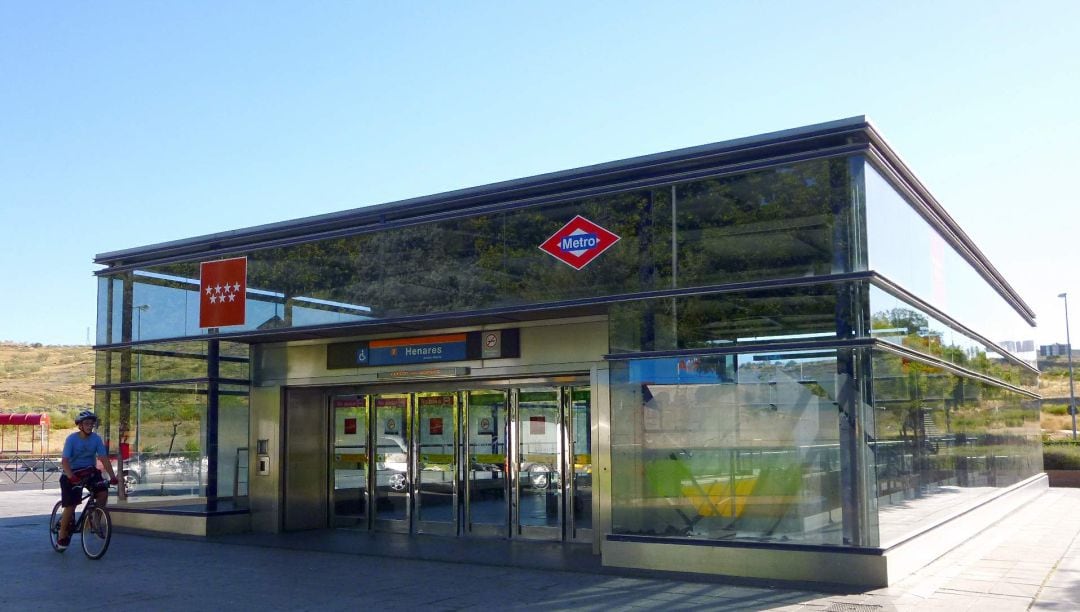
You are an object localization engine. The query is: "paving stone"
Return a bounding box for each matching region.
[4,487,1080,610]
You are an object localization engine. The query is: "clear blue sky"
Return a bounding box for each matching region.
[2,2,1078,346]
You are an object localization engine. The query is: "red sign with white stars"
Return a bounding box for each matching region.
[538,215,621,270]
[199,257,247,328]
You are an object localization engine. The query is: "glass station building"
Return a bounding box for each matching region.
[92,117,1042,586]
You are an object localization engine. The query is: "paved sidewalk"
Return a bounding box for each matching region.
[4,487,1080,610]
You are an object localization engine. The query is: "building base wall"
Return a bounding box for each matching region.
[603,537,887,586]
[603,474,1049,587]
[881,473,1047,583]
[110,506,251,537]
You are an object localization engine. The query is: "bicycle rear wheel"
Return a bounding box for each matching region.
[81,506,111,559]
[49,500,65,552]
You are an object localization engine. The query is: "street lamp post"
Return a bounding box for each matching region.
[1060,293,1077,440]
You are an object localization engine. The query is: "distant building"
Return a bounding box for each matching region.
[1002,340,1036,354]
[1041,343,1071,357]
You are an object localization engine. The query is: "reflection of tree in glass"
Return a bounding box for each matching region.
[676,159,850,286]
[872,306,1023,385]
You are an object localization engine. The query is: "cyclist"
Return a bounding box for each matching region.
[57,410,118,550]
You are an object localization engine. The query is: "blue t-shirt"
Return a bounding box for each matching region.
[63,432,107,471]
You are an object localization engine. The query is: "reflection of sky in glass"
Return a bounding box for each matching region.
[864,162,1034,365]
[870,284,1037,386]
[96,277,110,344]
[123,270,373,342]
[291,305,371,327]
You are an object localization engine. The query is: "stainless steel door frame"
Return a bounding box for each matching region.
[512,386,564,540]
[372,393,412,533]
[320,375,591,541]
[329,394,370,529]
[283,387,329,531]
[463,389,510,538]
[413,391,460,536]
[565,385,593,543]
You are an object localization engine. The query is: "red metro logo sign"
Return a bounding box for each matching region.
[538,215,621,270]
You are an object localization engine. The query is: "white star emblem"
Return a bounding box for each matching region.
[232,282,240,293]
[209,295,217,304]
[215,284,223,294]
[205,286,213,296]
[227,293,235,302]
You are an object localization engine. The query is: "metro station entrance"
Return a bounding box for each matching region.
[323,379,592,543]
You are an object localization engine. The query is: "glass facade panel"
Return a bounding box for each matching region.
[870,285,1037,392]
[864,162,1035,366]
[93,389,121,466]
[870,349,1040,546]
[93,276,126,345]
[217,389,250,504]
[98,157,859,345]
[611,351,845,545]
[501,191,674,302]
[95,341,249,385]
[96,277,110,345]
[97,384,208,499]
[94,339,249,506]
[610,284,843,354]
[101,187,673,343]
[676,158,855,286]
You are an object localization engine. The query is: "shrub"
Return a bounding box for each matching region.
[1044,440,1080,470]
[1045,404,1070,416]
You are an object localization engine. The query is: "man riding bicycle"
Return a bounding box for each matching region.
[58,410,118,550]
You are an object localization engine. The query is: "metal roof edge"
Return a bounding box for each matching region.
[861,121,1037,323]
[95,116,869,265]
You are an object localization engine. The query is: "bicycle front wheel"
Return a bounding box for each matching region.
[49,500,64,552]
[81,506,111,559]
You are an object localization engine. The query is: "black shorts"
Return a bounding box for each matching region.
[61,468,107,507]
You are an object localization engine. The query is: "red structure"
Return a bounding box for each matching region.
[0,413,51,454]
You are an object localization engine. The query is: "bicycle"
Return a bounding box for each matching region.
[49,486,112,559]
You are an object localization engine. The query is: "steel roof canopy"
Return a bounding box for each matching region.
[91,116,1036,323]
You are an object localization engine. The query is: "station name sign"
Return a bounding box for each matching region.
[327,329,519,370]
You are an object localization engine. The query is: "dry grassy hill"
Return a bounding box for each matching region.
[0,341,94,416]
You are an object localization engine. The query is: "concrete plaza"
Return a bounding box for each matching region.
[3,487,1080,610]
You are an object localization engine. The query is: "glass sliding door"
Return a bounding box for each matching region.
[331,395,369,528]
[465,390,509,537]
[373,393,411,531]
[568,386,592,541]
[324,378,592,543]
[514,387,563,539]
[414,392,459,535]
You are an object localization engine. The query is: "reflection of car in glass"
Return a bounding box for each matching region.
[520,461,557,489]
[517,459,592,490]
[376,436,408,492]
[122,454,206,494]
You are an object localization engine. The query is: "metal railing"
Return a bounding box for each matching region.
[0,453,63,488]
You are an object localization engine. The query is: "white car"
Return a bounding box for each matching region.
[122,454,206,495]
[376,436,408,492]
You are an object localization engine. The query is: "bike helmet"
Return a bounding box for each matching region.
[75,410,98,425]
